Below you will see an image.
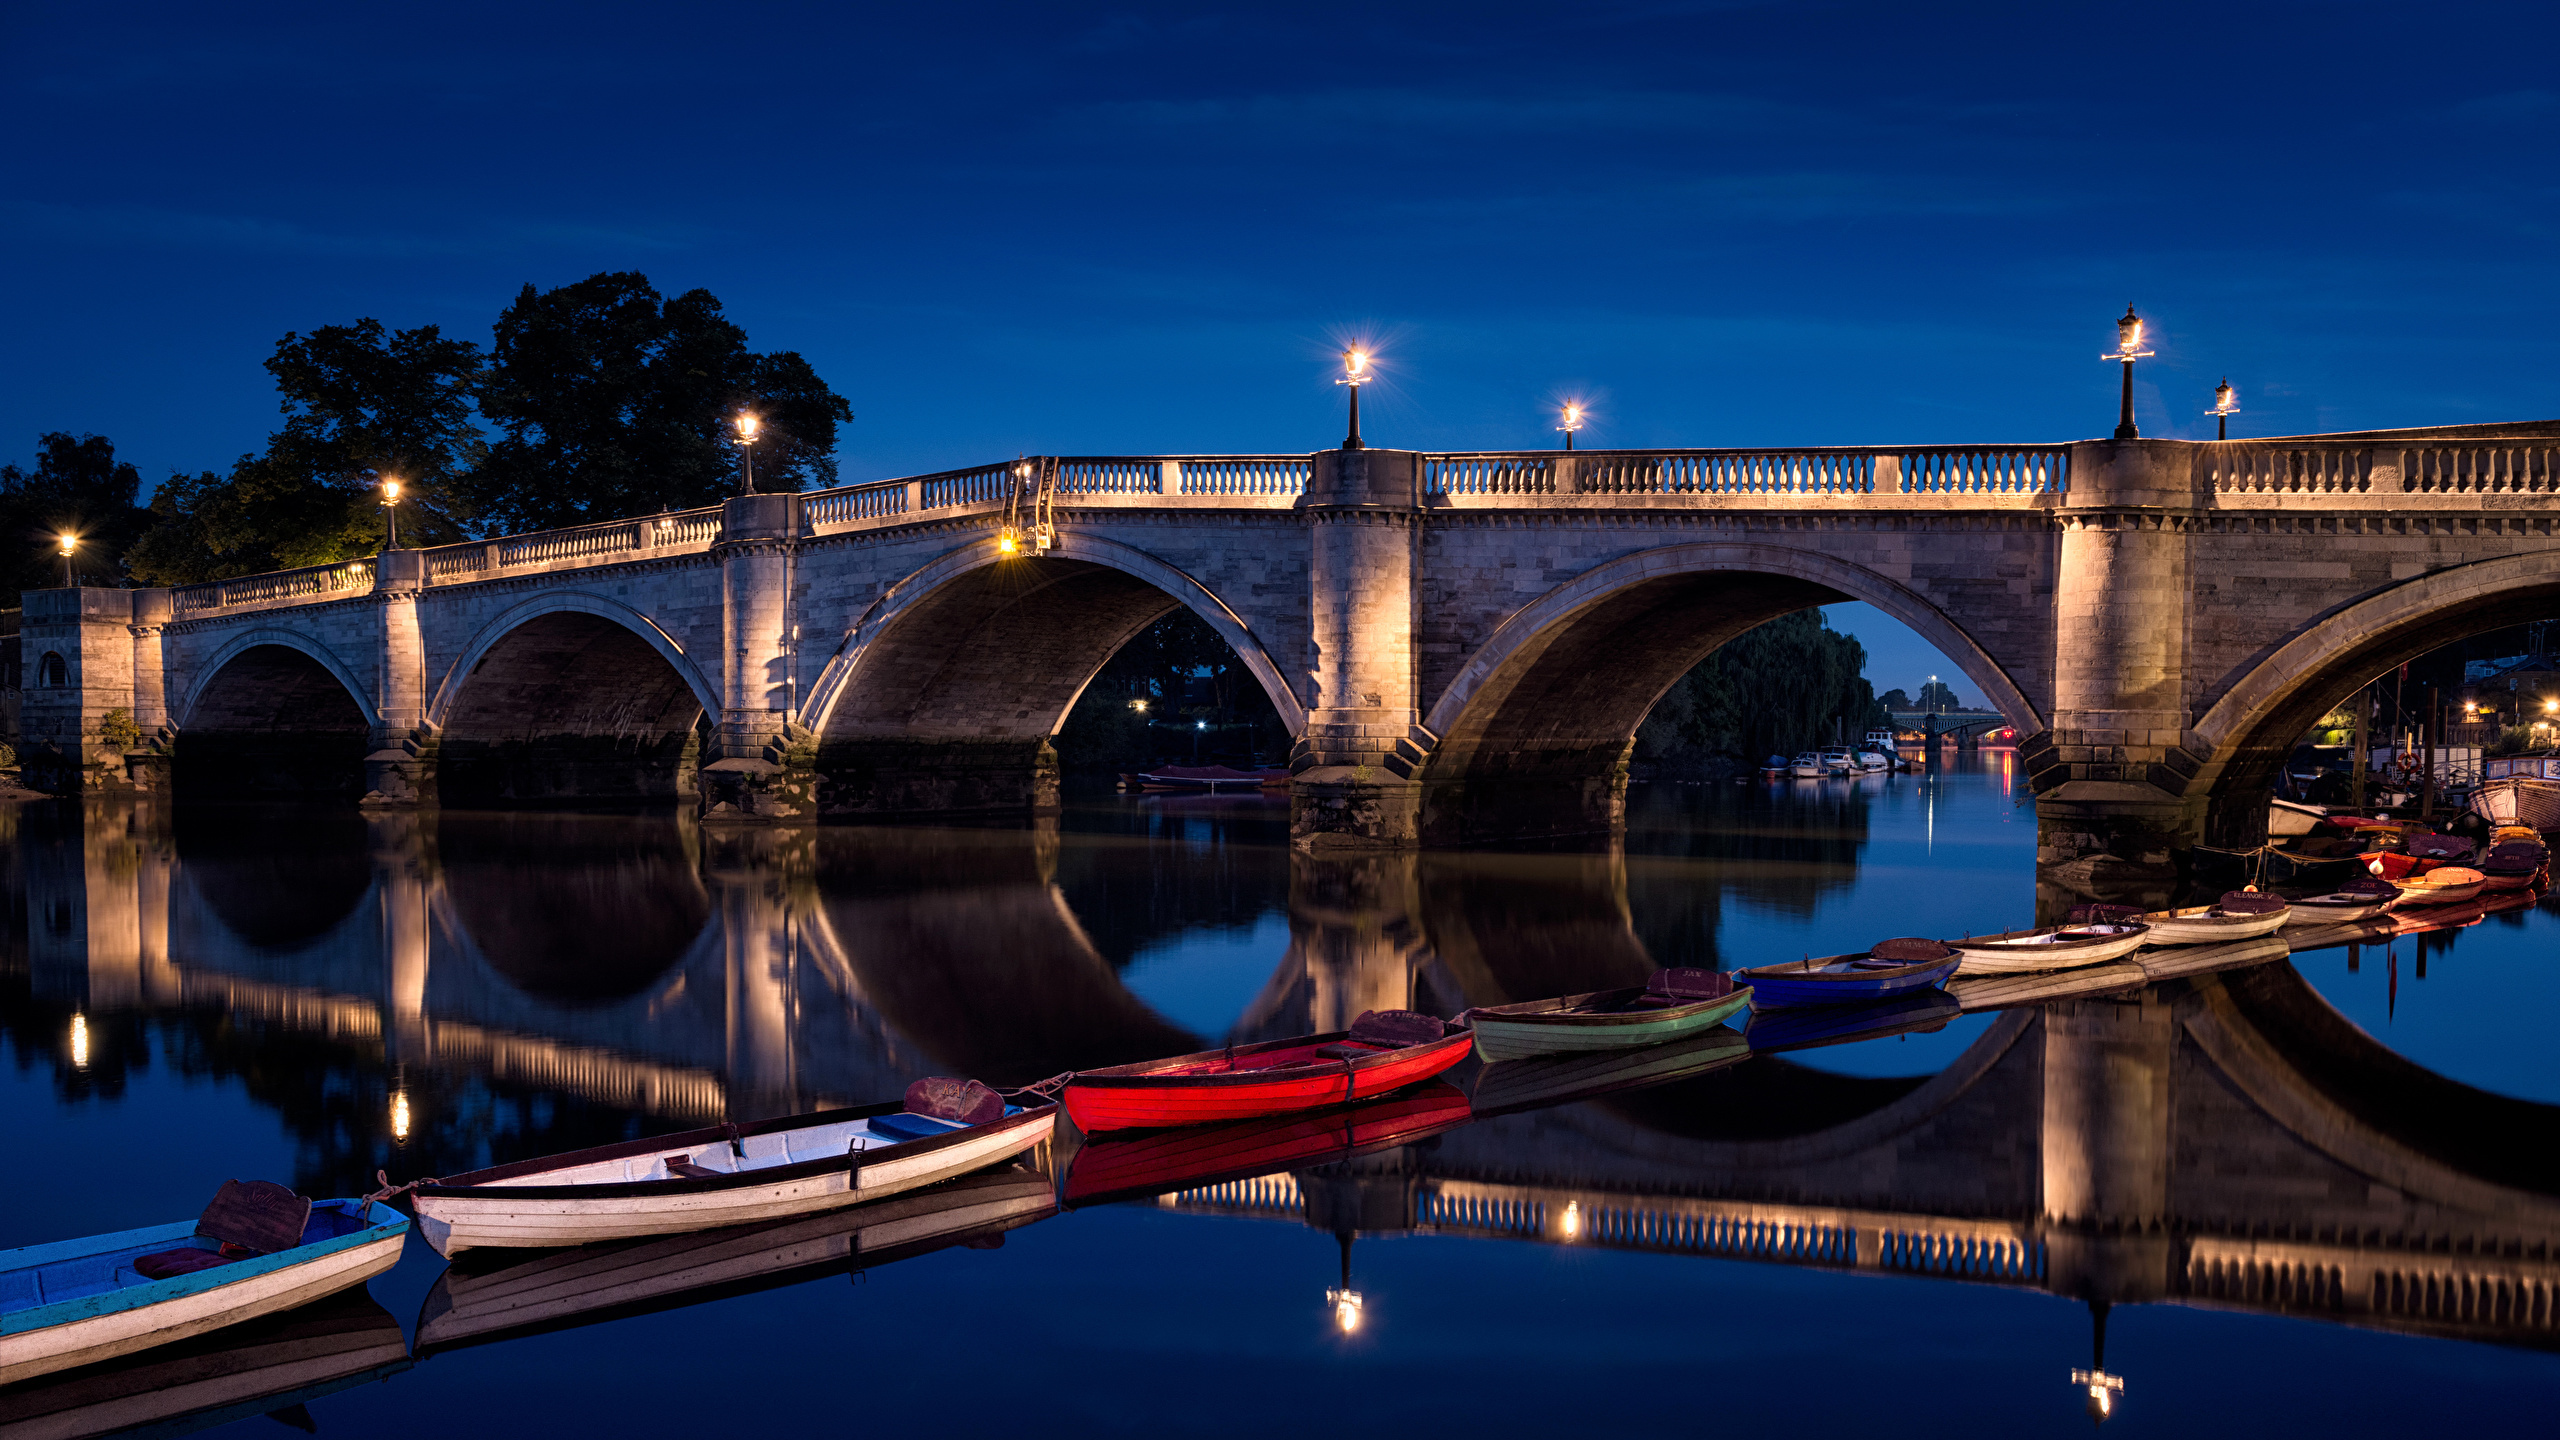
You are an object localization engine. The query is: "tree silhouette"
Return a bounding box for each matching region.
[0,433,156,601]
[471,273,850,532]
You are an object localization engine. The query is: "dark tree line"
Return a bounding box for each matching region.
[1635,610,1890,774]
[5,272,851,600]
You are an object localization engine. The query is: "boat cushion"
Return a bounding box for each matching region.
[194,1180,310,1256]
[1868,938,1956,963]
[2330,874,2399,898]
[1644,968,1735,1001]
[1347,1010,1446,1048]
[904,1076,1006,1127]
[868,1112,968,1144]
[2065,904,2144,925]
[2215,891,2290,915]
[132,1246,237,1280]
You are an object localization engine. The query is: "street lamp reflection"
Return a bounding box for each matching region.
[70,1014,89,1069]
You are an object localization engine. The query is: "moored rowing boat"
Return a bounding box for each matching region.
[1,1184,408,1386]
[1736,939,1960,1007]
[2395,866,2488,907]
[2139,892,2291,944]
[1061,1010,1473,1134]
[1062,1083,1473,1207]
[1946,922,2151,975]
[414,1167,1058,1354]
[1460,969,1751,1063]
[1468,1027,1752,1118]
[406,1078,1057,1256]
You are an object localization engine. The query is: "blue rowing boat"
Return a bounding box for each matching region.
[1735,938,1960,1007]
[1,1181,409,1385]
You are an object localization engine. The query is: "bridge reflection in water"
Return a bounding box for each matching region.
[8,795,2559,1373]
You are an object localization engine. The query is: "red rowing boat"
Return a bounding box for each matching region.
[1060,1010,1473,1134]
[1063,1082,1474,1207]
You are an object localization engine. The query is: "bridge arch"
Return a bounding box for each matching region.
[1416,542,2038,840]
[174,628,380,797]
[430,593,721,805]
[2183,551,2560,842]
[798,532,1304,813]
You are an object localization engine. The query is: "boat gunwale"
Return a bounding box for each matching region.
[1064,1027,1472,1091]
[1737,951,1956,984]
[410,1101,1057,1202]
[1950,923,2154,953]
[1,1203,406,1338]
[1463,985,1753,1030]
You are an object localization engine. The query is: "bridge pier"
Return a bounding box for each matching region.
[701,493,818,824]
[1291,449,1429,851]
[2032,439,2206,878]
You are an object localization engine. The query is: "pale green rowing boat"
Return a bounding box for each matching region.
[1460,969,1753,1064]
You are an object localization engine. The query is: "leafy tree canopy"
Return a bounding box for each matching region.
[127,321,484,584]
[471,273,851,532]
[0,433,156,601]
[1636,610,1889,773]
[1916,678,1964,712]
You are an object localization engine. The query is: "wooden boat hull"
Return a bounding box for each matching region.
[415,1167,1056,1354]
[1464,987,1750,1063]
[2287,898,2399,924]
[1062,1029,1473,1134]
[1949,925,2150,975]
[1063,1083,1472,1208]
[2139,907,2290,945]
[2397,878,2487,906]
[409,1104,1056,1256]
[1737,955,1959,1007]
[2268,799,2326,836]
[1469,1027,1752,1118]
[0,1290,409,1440]
[0,1202,407,1387]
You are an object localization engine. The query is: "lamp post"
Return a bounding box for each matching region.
[1558,403,1585,451]
[735,411,761,494]
[2207,377,2239,441]
[1336,348,1373,450]
[56,532,77,588]
[380,477,402,550]
[2101,305,2153,439]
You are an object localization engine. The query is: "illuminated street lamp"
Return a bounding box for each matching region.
[2207,377,2240,441]
[1557,403,1586,451]
[56,532,77,588]
[380,477,403,550]
[2101,305,2154,440]
[1336,347,1374,451]
[735,411,762,494]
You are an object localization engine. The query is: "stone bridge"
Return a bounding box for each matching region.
[19,423,2560,855]
[13,801,2557,1356]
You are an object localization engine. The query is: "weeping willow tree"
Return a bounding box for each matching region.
[1634,610,1887,776]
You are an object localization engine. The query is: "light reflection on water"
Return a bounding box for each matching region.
[3,751,2558,1437]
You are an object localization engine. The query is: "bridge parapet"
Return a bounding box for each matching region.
[2201,435,2560,501]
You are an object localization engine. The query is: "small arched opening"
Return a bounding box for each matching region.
[810,546,1300,815]
[436,610,710,807]
[37,651,67,688]
[176,643,372,798]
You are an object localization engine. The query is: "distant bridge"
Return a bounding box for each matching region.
[1888,708,2013,742]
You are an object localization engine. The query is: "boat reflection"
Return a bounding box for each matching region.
[0,1288,409,1440]
[415,1165,1058,1356]
[9,792,2560,1381]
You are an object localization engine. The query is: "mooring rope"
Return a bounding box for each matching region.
[365,1169,442,1204]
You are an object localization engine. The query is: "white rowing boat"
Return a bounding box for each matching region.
[406,1078,1057,1257]
[414,1167,1057,1355]
[2139,892,2291,945]
[0,1184,407,1386]
[1947,922,2152,975]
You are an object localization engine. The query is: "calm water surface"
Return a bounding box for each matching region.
[5,753,2558,1436]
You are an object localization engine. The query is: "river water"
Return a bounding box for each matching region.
[5,754,2557,1436]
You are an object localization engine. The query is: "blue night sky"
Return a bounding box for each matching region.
[5,1,2556,688]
